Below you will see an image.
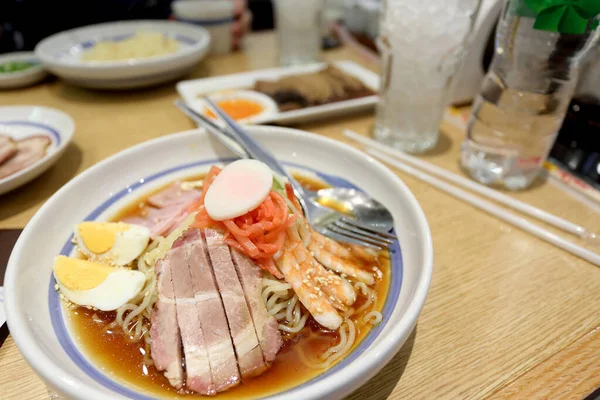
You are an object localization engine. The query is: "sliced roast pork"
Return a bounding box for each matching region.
[150,228,283,393]
[231,250,282,363]
[150,258,184,389]
[169,242,214,395]
[181,229,241,392]
[122,184,202,237]
[204,229,267,378]
[0,134,17,165]
[0,135,50,180]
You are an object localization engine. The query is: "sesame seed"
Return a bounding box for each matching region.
[317,308,323,313]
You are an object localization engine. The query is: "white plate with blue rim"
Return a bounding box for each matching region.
[35,20,211,90]
[0,52,47,89]
[4,126,432,399]
[0,106,74,195]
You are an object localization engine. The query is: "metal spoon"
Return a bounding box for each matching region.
[309,188,395,233]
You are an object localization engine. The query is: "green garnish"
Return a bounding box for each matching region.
[0,61,37,74]
[272,177,284,193]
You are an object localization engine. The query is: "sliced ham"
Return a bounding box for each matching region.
[231,250,282,363]
[148,183,202,208]
[0,135,50,180]
[150,258,184,389]
[121,204,187,238]
[169,241,214,395]
[0,134,17,166]
[122,184,202,238]
[181,229,241,392]
[204,229,267,378]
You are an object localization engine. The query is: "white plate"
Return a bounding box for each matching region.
[5,126,432,400]
[35,20,211,89]
[177,61,380,125]
[0,52,47,89]
[0,106,74,195]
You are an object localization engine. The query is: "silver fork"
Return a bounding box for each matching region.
[175,99,396,249]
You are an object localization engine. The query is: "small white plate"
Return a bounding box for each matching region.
[35,20,211,90]
[0,106,74,195]
[177,60,380,125]
[0,52,47,89]
[5,126,432,400]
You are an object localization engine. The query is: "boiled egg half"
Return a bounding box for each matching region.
[204,159,273,221]
[53,256,146,311]
[73,222,150,266]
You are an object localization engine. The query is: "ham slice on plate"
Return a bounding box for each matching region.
[122,183,202,238]
[0,134,17,165]
[147,183,203,209]
[0,135,51,180]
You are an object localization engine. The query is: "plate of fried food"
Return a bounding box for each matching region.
[177,61,379,125]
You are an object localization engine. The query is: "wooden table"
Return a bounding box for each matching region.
[1,32,599,400]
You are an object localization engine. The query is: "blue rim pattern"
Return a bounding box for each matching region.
[55,33,198,59]
[1,121,61,145]
[49,158,403,399]
[176,17,235,26]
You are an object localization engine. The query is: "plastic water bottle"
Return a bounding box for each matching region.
[461,0,600,190]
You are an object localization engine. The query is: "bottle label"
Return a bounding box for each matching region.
[512,0,600,34]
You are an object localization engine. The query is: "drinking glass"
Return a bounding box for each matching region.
[375,0,482,153]
[274,0,323,66]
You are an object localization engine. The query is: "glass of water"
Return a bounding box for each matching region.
[274,0,323,66]
[375,0,482,153]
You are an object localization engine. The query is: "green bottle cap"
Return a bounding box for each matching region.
[513,0,600,34]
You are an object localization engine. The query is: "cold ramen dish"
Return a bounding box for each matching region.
[53,159,391,398]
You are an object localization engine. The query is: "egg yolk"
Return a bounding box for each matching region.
[78,222,130,253]
[53,256,114,290]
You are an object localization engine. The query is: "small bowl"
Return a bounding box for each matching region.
[188,89,279,125]
[0,52,47,89]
